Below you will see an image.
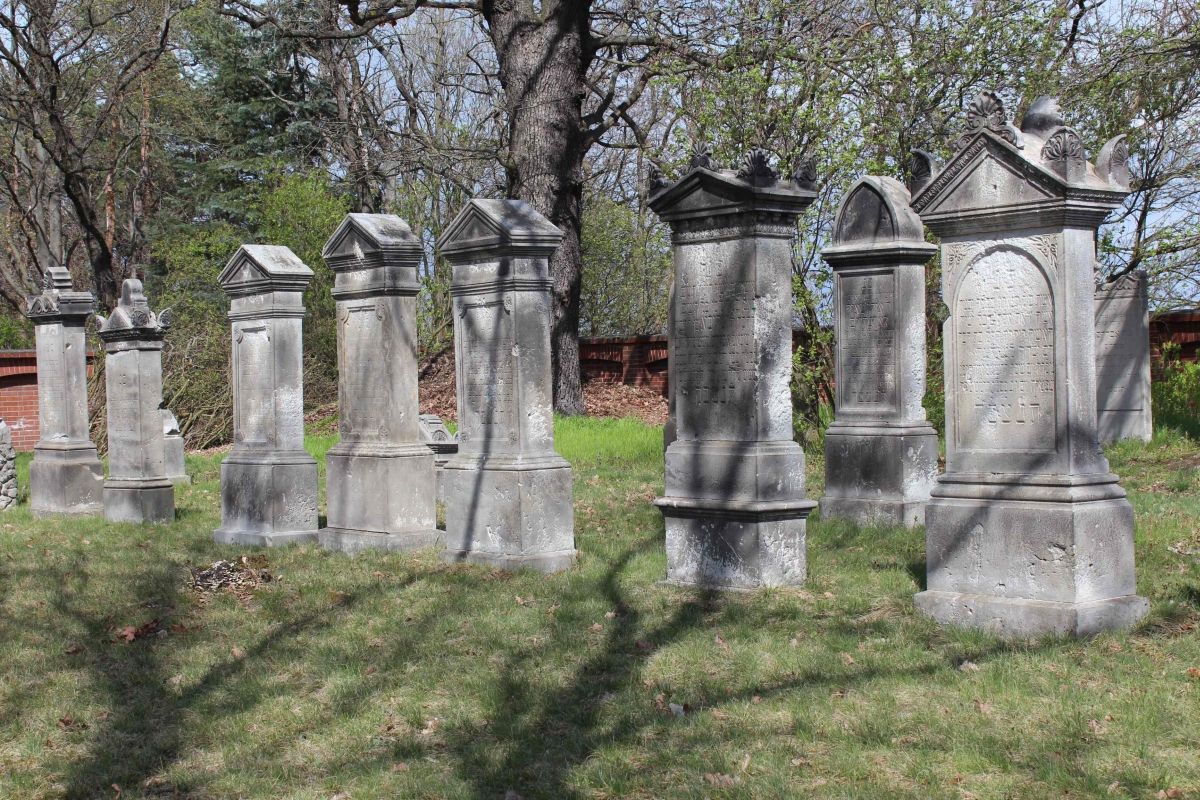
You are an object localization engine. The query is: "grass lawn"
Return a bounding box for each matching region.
[1,417,1198,799]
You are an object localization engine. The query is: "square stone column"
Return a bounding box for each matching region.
[820,177,939,527]
[1095,270,1152,443]
[435,199,575,573]
[26,267,103,516]
[161,408,190,485]
[96,279,175,523]
[319,214,440,553]
[910,93,1148,637]
[214,245,318,547]
[648,149,817,589]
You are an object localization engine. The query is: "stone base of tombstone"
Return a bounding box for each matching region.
[214,453,318,547]
[1098,412,1151,447]
[915,482,1148,638]
[657,440,815,589]
[820,424,939,528]
[321,443,440,554]
[104,478,175,524]
[30,444,103,517]
[658,502,812,589]
[441,458,575,573]
[164,435,191,485]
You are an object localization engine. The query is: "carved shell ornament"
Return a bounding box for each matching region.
[736,148,780,185]
[688,140,716,170]
[792,156,818,190]
[1041,128,1085,162]
[908,149,941,195]
[954,91,1022,151]
[647,165,670,194]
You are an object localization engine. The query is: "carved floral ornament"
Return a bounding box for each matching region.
[647,145,818,193]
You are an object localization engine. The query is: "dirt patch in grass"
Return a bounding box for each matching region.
[583,381,668,425]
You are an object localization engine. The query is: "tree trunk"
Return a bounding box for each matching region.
[484,0,589,414]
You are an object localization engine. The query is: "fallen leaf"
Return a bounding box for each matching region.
[111,784,122,799]
[711,709,729,720]
[635,640,652,651]
[64,643,85,655]
[958,660,980,673]
[420,717,441,736]
[230,646,246,659]
[714,634,730,652]
[1156,789,1184,799]
[1186,667,1200,680]
[668,702,686,717]
[822,592,835,599]
[789,637,800,648]
[973,699,993,715]
[738,753,751,772]
[604,611,617,619]
[57,716,87,732]
[589,623,603,633]
[704,773,740,788]
[751,695,762,704]
[842,653,856,666]
[391,762,409,772]
[1087,718,1107,735]
[504,791,523,800]
[1107,782,1120,793]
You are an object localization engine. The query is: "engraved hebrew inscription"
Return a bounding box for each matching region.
[1095,301,1143,412]
[840,273,896,409]
[954,250,1055,452]
[461,301,514,442]
[676,245,755,435]
[235,325,271,445]
[339,303,386,438]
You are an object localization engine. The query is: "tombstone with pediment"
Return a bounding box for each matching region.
[418,414,457,503]
[435,199,575,572]
[1095,270,1152,444]
[909,93,1147,636]
[647,148,818,589]
[320,214,440,553]
[214,245,318,547]
[26,266,104,516]
[96,279,175,523]
[820,176,939,527]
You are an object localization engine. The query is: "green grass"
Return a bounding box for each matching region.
[1,418,1199,799]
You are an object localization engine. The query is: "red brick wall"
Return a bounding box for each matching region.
[0,350,39,450]
[579,336,669,396]
[1151,310,1200,369]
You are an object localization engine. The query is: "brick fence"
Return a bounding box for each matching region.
[1151,309,1200,369]
[579,335,669,396]
[0,350,41,450]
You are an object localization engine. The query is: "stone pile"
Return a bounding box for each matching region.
[0,418,16,510]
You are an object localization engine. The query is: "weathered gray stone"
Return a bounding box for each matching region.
[435,199,575,572]
[820,176,939,527]
[161,408,190,484]
[0,418,17,509]
[1095,270,1152,444]
[26,266,103,516]
[319,214,440,554]
[910,92,1147,637]
[663,282,677,449]
[214,245,318,547]
[418,414,458,504]
[96,279,175,523]
[648,148,817,589]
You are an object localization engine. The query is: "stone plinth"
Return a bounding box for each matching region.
[319,214,439,554]
[419,414,458,504]
[1095,270,1152,444]
[161,408,190,484]
[0,419,16,509]
[820,177,939,527]
[910,94,1147,637]
[214,245,318,547]
[648,149,817,589]
[435,200,575,573]
[26,267,103,516]
[96,280,175,523]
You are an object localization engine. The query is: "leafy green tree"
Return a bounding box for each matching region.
[579,196,671,337]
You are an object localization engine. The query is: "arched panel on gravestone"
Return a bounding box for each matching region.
[951,246,1056,455]
[833,182,895,245]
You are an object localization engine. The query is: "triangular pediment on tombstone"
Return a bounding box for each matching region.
[649,167,813,220]
[911,132,1065,219]
[218,244,312,289]
[322,213,419,260]
[437,199,562,256]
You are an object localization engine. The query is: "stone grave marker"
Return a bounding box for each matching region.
[1095,270,1152,443]
[96,279,175,523]
[647,148,817,589]
[320,214,440,553]
[26,266,103,516]
[161,407,190,484]
[418,413,458,503]
[435,199,575,572]
[910,93,1147,636]
[0,418,16,510]
[214,245,318,546]
[820,176,939,527]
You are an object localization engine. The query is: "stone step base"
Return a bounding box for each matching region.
[914,590,1148,639]
[319,528,442,555]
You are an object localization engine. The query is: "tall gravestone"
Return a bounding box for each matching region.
[320,214,440,553]
[214,245,319,547]
[161,408,190,484]
[648,149,817,589]
[435,199,575,572]
[1095,270,1152,443]
[820,176,939,527]
[418,414,457,504]
[910,93,1147,636]
[26,266,103,516]
[97,279,175,523]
